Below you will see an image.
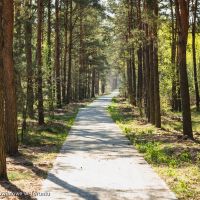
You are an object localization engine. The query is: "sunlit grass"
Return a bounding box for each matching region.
[8,171,33,181]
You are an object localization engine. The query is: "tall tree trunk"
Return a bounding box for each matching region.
[126,0,135,105]
[79,4,84,100]
[144,24,150,121]
[25,0,34,119]
[91,67,95,98]
[37,0,44,125]
[137,0,143,112]
[66,0,72,104]
[63,0,68,103]
[14,0,24,113]
[127,54,134,104]
[0,0,7,179]
[175,0,193,138]
[170,0,177,111]
[0,78,7,180]
[95,72,100,95]
[55,0,62,108]
[87,62,91,99]
[175,44,182,112]
[192,0,199,111]
[47,0,53,111]
[130,0,136,106]
[153,0,161,128]
[3,0,18,155]
[137,48,143,104]
[131,46,136,106]
[149,38,155,124]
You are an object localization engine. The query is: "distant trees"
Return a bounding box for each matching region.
[15,0,109,122]
[123,0,161,127]
[111,0,199,138]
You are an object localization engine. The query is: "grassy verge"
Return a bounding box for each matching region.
[108,97,200,200]
[0,101,89,200]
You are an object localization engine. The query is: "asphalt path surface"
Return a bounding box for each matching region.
[38,91,177,200]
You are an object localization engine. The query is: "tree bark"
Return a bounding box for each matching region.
[144,24,150,121]
[14,0,24,113]
[79,4,85,100]
[91,67,95,98]
[66,0,72,104]
[55,0,62,108]
[131,46,136,106]
[149,38,155,124]
[47,0,54,111]
[126,0,135,105]
[153,0,161,128]
[137,0,143,112]
[25,0,34,119]
[63,0,68,103]
[37,0,44,125]
[170,0,177,111]
[0,0,8,179]
[192,0,199,111]
[175,0,193,138]
[3,0,18,155]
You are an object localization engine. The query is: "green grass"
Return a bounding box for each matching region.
[20,117,74,150]
[8,171,33,181]
[108,97,200,200]
[18,105,79,149]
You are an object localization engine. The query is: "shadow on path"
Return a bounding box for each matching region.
[47,173,99,200]
[11,155,98,200]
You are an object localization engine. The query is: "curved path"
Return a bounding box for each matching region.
[38,91,177,200]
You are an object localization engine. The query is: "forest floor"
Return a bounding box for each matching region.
[108,97,200,200]
[0,100,92,200]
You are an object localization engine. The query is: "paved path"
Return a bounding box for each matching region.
[38,91,177,200]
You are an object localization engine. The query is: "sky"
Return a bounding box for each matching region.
[100,0,108,6]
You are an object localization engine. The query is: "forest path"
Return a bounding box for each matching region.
[38,91,177,200]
